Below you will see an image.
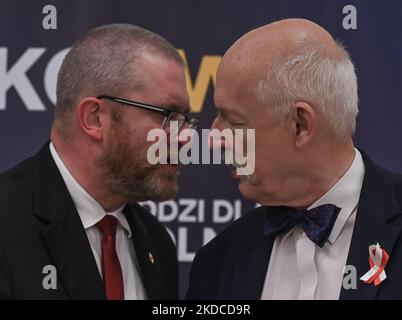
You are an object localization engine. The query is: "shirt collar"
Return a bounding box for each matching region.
[49,142,132,238]
[279,148,365,246]
[308,148,365,244]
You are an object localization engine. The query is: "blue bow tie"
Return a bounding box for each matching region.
[264,204,341,247]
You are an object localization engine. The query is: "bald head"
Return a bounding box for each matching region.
[217,18,358,138]
[222,19,343,82]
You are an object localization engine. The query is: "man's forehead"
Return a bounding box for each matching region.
[217,54,263,91]
[142,87,189,110]
[132,54,189,108]
[214,86,245,115]
[215,66,253,98]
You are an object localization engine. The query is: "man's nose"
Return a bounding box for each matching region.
[210,116,220,131]
[209,117,227,150]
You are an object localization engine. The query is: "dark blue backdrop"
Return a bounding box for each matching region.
[1,0,401,297]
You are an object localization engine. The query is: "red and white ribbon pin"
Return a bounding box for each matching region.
[360,243,389,286]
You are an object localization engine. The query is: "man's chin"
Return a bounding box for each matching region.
[125,189,177,203]
[238,180,258,202]
[146,178,178,202]
[159,163,181,175]
[149,187,177,202]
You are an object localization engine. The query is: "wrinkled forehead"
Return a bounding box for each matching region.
[217,35,290,95]
[215,43,274,99]
[214,62,263,118]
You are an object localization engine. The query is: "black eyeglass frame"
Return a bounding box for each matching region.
[97,95,199,129]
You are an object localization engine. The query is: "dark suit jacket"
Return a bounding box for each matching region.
[186,154,402,300]
[0,143,178,299]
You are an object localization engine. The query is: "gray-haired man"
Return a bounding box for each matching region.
[187,18,402,300]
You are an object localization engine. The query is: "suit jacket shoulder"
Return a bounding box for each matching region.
[187,206,272,299]
[195,205,268,260]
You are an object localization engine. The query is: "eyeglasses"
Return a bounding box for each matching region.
[97,95,199,130]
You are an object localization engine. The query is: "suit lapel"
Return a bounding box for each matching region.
[340,154,402,300]
[33,143,105,300]
[123,205,165,299]
[232,208,275,299]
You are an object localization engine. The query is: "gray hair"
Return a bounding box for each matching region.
[255,39,358,138]
[55,23,183,127]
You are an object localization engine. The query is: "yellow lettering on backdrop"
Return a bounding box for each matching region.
[178,49,221,113]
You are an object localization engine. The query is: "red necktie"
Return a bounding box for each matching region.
[97,215,124,300]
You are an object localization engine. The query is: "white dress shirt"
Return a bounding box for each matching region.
[261,148,365,300]
[49,142,147,300]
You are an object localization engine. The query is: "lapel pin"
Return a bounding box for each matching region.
[360,242,389,286]
[148,252,155,264]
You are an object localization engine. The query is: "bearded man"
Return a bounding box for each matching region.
[0,23,197,300]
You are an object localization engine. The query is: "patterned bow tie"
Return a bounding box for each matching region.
[264,204,341,247]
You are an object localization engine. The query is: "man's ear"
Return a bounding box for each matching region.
[291,101,316,148]
[76,97,104,141]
